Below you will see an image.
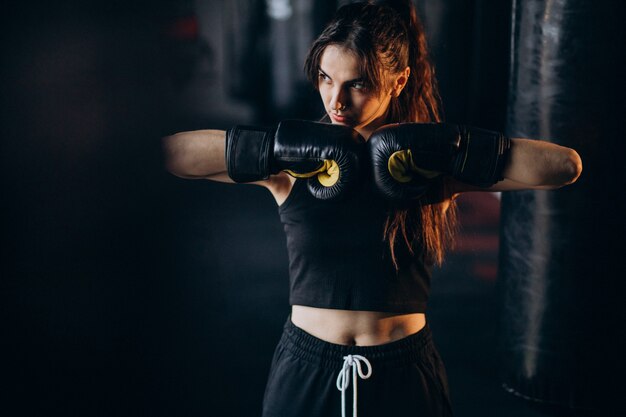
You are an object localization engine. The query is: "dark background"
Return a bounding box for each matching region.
[0,1,611,416]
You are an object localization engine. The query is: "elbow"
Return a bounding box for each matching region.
[504,141,583,190]
[161,135,188,178]
[561,148,583,186]
[546,148,582,189]
[161,135,177,174]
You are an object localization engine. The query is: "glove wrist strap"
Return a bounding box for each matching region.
[454,126,511,187]
[226,125,275,182]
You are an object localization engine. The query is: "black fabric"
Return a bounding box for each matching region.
[262,317,453,417]
[278,178,432,313]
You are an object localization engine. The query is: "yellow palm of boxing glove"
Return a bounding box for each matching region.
[284,159,340,187]
[387,150,441,183]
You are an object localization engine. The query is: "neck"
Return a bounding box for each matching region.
[358,111,390,140]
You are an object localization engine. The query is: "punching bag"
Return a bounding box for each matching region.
[498,0,625,414]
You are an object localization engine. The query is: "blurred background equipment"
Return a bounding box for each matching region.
[2,1,623,416]
[498,0,625,413]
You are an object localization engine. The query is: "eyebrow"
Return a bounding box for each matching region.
[318,67,364,84]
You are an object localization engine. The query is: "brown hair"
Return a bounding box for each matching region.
[304,0,457,267]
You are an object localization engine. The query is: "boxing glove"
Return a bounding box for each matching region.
[226,119,365,200]
[368,123,511,200]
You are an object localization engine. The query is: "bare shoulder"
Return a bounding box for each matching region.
[203,173,295,206]
[260,173,296,206]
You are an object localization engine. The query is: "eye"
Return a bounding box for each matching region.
[318,72,331,83]
[351,81,366,90]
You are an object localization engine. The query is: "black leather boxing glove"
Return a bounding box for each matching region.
[368,123,511,200]
[226,120,365,200]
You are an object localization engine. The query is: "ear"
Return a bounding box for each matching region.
[391,66,411,97]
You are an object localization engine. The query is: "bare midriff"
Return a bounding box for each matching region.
[291,305,427,346]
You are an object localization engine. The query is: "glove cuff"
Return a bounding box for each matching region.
[455,126,511,187]
[225,125,275,182]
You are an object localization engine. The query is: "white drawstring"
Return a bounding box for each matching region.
[336,354,373,417]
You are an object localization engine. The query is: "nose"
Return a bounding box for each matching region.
[329,87,347,111]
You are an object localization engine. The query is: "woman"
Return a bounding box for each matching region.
[162,1,582,416]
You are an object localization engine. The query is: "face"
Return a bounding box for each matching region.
[318,45,406,139]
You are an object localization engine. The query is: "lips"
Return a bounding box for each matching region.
[330,113,350,123]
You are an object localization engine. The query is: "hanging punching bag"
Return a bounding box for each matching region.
[498,0,625,414]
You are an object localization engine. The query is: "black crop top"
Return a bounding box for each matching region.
[278,178,432,313]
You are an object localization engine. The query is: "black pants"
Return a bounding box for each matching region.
[262,316,453,417]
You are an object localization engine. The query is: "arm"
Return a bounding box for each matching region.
[162,129,233,182]
[162,121,366,201]
[368,123,583,200]
[162,129,299,205]
[450,138,583,193]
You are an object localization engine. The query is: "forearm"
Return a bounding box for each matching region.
[162,129,227,179]
[503,138,582,187]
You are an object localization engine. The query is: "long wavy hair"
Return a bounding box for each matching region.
[304,0,457,267]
